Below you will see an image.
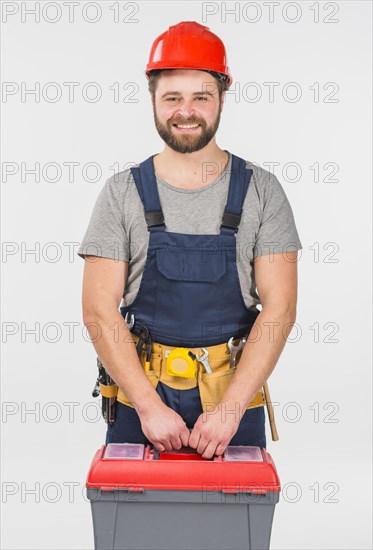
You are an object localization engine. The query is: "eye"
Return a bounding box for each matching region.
[166,97,178,102]
[196,96,208,101]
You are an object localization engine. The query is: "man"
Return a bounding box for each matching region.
[78,21,302,459]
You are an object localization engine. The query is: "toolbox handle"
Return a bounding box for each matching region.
[151,429,215,460]
[152,445,214,461]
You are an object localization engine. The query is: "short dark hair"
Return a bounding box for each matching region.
[147,69,229,100]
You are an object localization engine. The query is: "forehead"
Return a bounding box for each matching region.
[155,69,219,96]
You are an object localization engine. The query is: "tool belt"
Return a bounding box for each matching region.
[103,333,265,410]
[95,332,279,441]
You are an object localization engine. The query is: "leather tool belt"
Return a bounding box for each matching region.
[105,334,266,414]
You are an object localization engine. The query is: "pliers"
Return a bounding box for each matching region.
[136,325,152,369]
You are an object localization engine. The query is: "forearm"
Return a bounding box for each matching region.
[83,308,162,414]
[220,305,296,418]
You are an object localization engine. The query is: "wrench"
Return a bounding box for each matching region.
[124,311,135,330]
[227,336,245,369]
[195,348,212,374]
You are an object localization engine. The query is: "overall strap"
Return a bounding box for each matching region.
[220,154,253,236]
[131,153,253,235]
[130,156,166,232]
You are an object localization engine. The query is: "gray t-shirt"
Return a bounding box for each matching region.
[77,151,302,310]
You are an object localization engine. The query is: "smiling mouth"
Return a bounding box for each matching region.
[172,123,201,131]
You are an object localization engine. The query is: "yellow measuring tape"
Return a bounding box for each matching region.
[165,348,197,378]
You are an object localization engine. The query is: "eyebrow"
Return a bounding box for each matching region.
[160,91,215,99]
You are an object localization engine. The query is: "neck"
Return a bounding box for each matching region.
[153,144,229,188]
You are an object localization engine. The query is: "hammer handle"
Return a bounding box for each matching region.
[263,381,279,442]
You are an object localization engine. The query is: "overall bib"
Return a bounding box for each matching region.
[106,153,266,448]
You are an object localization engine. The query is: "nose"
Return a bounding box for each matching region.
[175,100,196,120]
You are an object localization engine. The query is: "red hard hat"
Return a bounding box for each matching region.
[145,21,233,88]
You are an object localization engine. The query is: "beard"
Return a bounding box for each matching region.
[153,108,222,154]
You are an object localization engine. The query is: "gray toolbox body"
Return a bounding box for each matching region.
[86,444,281,550]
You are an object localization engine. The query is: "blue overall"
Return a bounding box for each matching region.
[106,153,266,448]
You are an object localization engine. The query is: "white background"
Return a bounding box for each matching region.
[1,1,372,549]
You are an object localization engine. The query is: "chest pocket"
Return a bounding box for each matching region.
[156,248,226,283]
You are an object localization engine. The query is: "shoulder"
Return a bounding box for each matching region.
[100,165,141,208]
[242,159,288,208]
[244,159,279,191]
[105,166,137,194]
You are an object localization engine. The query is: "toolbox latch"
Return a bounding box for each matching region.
[101,486,144,493]
[222,489,267,495]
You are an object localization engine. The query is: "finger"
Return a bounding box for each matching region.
[214,442,226,456]
[180,429,191,448]
[190,430,202,450]
[188,427,200,449]
[197,437,209,456]
[161,439,173,452]
[170,436,183,450]
[201,441,217,460]
[165,443,174,452]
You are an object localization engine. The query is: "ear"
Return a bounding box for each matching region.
[220,92,226,112]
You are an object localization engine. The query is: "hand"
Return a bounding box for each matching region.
[138,401,191,453]
[188,405,240,459]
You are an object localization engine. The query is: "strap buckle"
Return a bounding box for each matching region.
[144,210,165,228]
[220,211,241,232]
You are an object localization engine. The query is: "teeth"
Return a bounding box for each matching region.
[176,124,199,128]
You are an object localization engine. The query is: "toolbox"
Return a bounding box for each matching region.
[86,443,281,550]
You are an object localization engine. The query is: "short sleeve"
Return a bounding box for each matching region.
[77,176,130,262]
[253,174,303,257]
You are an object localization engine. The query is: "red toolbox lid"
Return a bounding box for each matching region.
[86,445,280,494]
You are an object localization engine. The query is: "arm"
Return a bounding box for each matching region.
[82,256,162,414]
[81,256,190,450]
[189,250,298,457]
[219,250,298,413]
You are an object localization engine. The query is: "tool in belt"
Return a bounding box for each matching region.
[91,356,117,424]
[91,321,152,424]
